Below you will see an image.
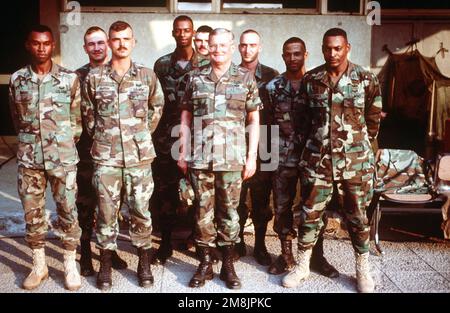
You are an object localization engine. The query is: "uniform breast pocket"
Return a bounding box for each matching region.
[96,88,116,116]
[129,95,148,118]
[52,85,71,106]
[343,94,365,126]
[310,93,328,108]
[52,93,71,116]
[129,87,149,118]
[16,91,36,122]
[226,91,246,111]
[192,95,208,116]
[310,94,328,121]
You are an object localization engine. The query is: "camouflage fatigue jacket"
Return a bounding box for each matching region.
[253,63,279,125]
[298,62,382,180]
[82,61,164,168]
[75,63,93,162]
[180,63,261,171]
[247,63,279,167]
[266,73,301,167]
[153,49,206,155]
[9,63,81,170]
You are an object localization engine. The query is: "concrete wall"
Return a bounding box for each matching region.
[371,20,450,76]
[60,12,371,73]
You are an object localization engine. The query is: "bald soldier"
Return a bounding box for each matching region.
[179,28,260,290]
[236,29,279,266]
[9,24,82,291]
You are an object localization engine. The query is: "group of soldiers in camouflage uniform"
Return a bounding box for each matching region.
[9,14,381,293]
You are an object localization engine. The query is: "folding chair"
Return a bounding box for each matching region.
[369,150,449,255]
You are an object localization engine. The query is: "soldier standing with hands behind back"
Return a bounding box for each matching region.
[152,15,202,265]
[9,25,82,291]
[76,26,128,277]
[82,21,164,290]
[236,29,279,266]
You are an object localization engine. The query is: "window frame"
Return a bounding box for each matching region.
[62,0,171,13]
[219,0,319,15]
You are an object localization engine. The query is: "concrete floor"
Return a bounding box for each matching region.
[0,137,449,293]
[0,227,449,293]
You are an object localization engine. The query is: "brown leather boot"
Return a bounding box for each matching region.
[253,223,272,266]
[189,246,214,288]
[268,240,295,275]
[96,249,112,291]
[79,239,95,276]
[137,247,154,288]
[219,245,241,289]
[310,235,339,278]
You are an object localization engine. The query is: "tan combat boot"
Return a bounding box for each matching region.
[355,252,375,293]
[282,248,312,288]
[22,248,49,290]
[63,249,81,291]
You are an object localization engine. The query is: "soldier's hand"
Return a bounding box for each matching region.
[177,158,188,176]
[242,156,257,180]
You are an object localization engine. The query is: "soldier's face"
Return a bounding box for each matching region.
[108,28,135,59]
[322,35,350,69]
[208,33,235,66]
[172,20,194,48]
[238,32,261,64]
[25,31,55,64]
[194,32,210,56]
[83,31,108,63]
[282,42,306,73]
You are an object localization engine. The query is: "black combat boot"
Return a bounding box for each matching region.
[137,247,154,288]
[189,247,214,288]
[211,247,220,264]
[220,245,241,289]
[79,239,95,276]
[234,228,246,260]
[253,223,272,266]
[152,229,173,265]
[96,249,112,291]
[111,250,128,270]
[268,240,296,275]
[310,235,339,278]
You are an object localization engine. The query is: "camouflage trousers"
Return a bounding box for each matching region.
[150,153,181,230]
[18,166,81,251]
[298,174,374,254]
[93,164,154,250]
[238,169,273,229]
[76,160,96,241]
[272,166,300,241]
[189,169,242,248]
